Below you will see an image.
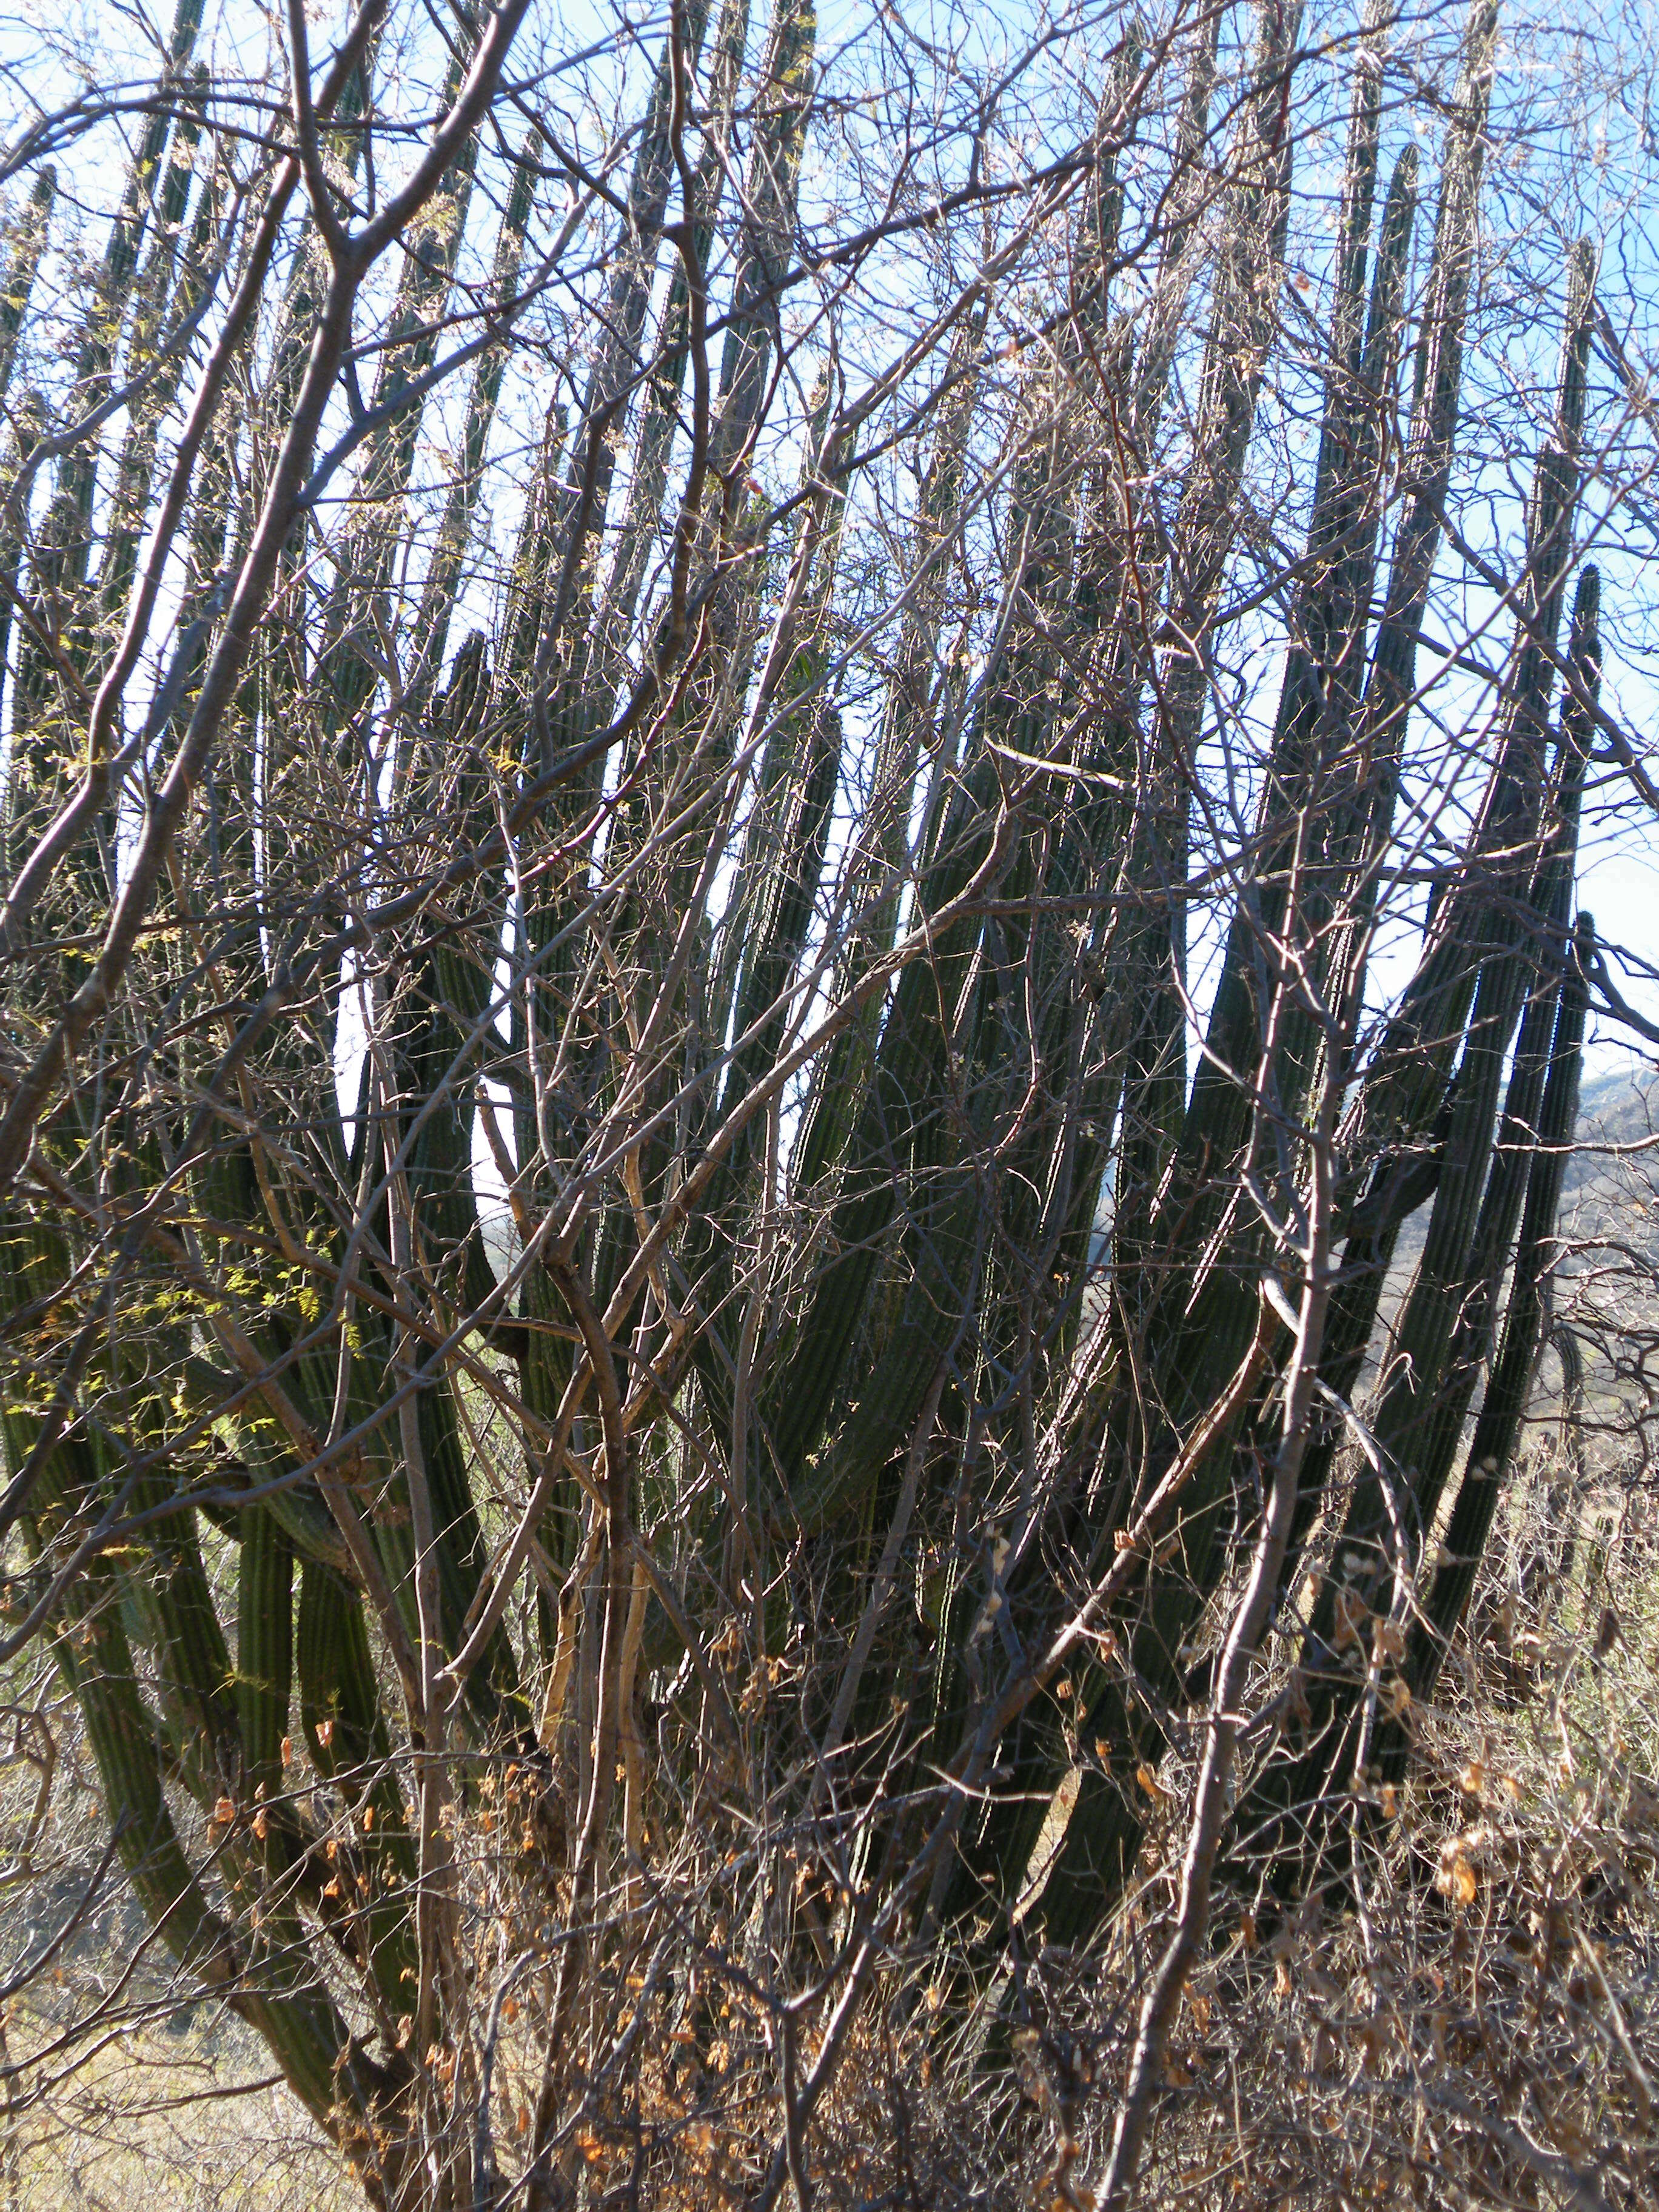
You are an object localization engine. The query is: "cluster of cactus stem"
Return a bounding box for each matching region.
[0,0,1607,2190]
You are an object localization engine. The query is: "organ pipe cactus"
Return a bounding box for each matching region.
[0,0,1634,2197]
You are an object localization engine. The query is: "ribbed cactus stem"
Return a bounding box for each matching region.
[785,297,990,1210]
[97,111,219,642]
[1316,240,1594,1558]
[1182,136,1422,1192]
[1118,0,1307,1260]
[316,44,482,742]
[52,1547,234,1983]
[137,1469,241,1790]
[761,742,1007,1486]
[1330,0,1496,853]
[39,0,205,599]
[0,167,54,404]
[407,137,540,688]
[298,1559,422,2012]
[534,0,719,697]
[1389,560,1600,1524]
[711,0,816,469]
[1413,910,1590,1691]
[699,471,848,1216]
[238,1504,294,1844]
[604,0,754,637]
[1120,3,1226,449]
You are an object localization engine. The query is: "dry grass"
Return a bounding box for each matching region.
[1,2014,352,2211]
